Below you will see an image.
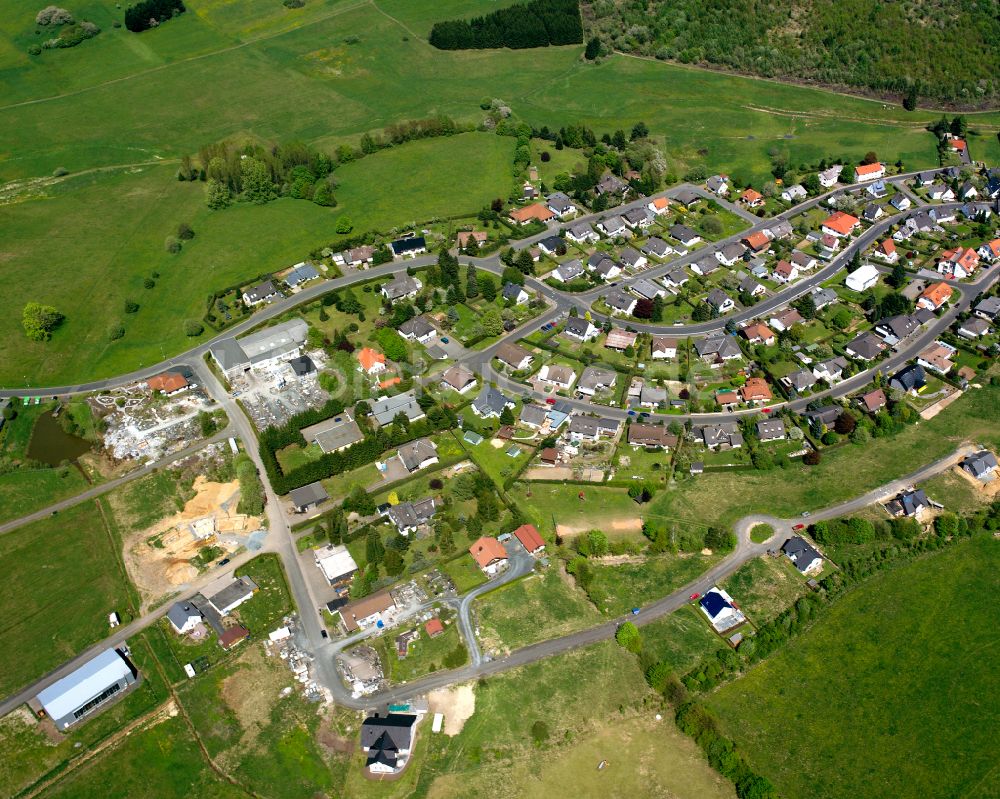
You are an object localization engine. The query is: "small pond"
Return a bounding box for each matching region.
[26,412,92,466]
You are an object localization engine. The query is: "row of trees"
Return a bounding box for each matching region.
[429,0,583,50]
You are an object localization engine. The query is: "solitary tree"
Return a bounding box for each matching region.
[22,302,64,341]
[615,621,642,654]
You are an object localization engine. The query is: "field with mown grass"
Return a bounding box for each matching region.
[708,537,1000,799]
[4,0,1000,384]
[0,499,136,697]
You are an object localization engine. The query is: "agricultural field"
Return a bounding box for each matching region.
[0,499,136,697]
[709,537,1000,799]
[475,567,602,650]
[4,0,1000,384]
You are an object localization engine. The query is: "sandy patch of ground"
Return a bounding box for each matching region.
[592,554,645,565]
[220,647,289,746]
[952,464,1000,497]
[524,466,604,481]
[427,684,476,736]
[556,517,643,538]
[122,476,260,609]
[919,389,963,419]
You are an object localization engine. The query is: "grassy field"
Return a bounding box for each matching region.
[709,537,1000,799]
[4,0,1000,384]
[654,384,1000,529]
[586,551,721,615]
[0,499,136,697]
[233,553,295,632]
[510,482,644,537]
[720,555,809,622]
[639,604,723,672]
[441,553,487,593]
[374,620,466,683]
[475,568,602,651]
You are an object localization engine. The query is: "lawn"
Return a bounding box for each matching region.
[719,555,808,622]
[233,553,295,633]
[510,482,645,537]
[708,537,1000,799]
[373,619,466,683]
[585,552,722,615]
[475,568,602,651]
[636,604,723,673]
[0,499,136,697]
[652,383,1000,529]
[441,553,487,593]
[4,0,998,384]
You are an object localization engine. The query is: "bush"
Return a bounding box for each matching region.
[143,278,155,289]
[36,6,74,25]
[283,0,305,7]
[28,44,42,55]
[124,299,139,314]
[177,222,195,240]
[530,720,550,745]
[429,0,583,50]
[124,0,185,32]
[108,321,125,340]
[184,319,204,337]
[235,454,265,515]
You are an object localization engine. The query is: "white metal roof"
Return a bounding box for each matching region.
[36,649,131,720]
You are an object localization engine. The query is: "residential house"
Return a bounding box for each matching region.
[243,280,278,306]
[782,536,823,575]
[620,247,648,271]
[370,391,424,427]
[550,259,585,283]
[917,341,956,375]
[456,231,488,249]
[669,224,701,247]
[546,192,577,219]
[642,237,672,259]
[502,282,530,305]
[631,277,665,300]
[628,423,678,449]
[890,193,912,212]
[495,342,534,371]
[289,355,315,379]
[782,368,817,394]
[577,366,618,397]
[706,175,729,195]
[519,403,549,430]
[888,363,927,394]
[595,172,628,196]
[568,415,620,441]
[866,180,888,199]
[740,188,764,208]
[811,287,839,310]
[769,308,803,332]
[673,188,702,206]
[472,386,514,418]
[288,482,329,513]
[854,162,885,182]
[938,247,979,279]
[440,364,476,394]
[917,282,954,311]
[926,183,955,201]
[357,347,387,376]
[605,328,638,351]
[386,498,437,535]
[885,489,931,518]
[692,254,720,276]
[974,296,1000,321]
[781,184,807,202]
[813,356,848,383]
[597,215,627,237]
[804,405,843,429]
[742,230,771,253]
[699,587,745,632]
[790,251,818,272]
[563,316,600,342]
[537,235,566,256]
[741,322,775,346]
[706,288,735,314]
[283,262,320,289]
[694,336,742,365]
[874,314,919,345]
[398,316,436,343]
[958,316,991,338]
[513,523,546,555]
[757,418,786,441]
[773,259,798,284]
[701,422,743,450]
[314,544,359,587]
[397,438,439,473]
[651,336,678,359]
[716,242,748,266]
[208,576,258,616]
[593,258,623,282]
[715,391,739,411]
[818,165,843,187]
[362,714,416,774]
[873,238,898,263]
[857,388,888,414]
[845,332,886,361]
[663,267,689,288]
[381,274,422,301]
[565,222,598,244]
[147,372,189,396]
[978,239,1000,263]
[606,289,638,316]
[509,203,555,225]
[958,181,978,200]
[167,601,203,635]
[767,219,794,240]
[862,203,884,223]
[740,377,772,405]
[818,233,841,259]
[739,275,766,297]
[389,236,427,258]
[537,363,576,391]
[822,211,861,238]
[623,207,653,230]
[637,383,667,409]
[845,264,880,292]
[962,451,999,481]
[647,196,671,215]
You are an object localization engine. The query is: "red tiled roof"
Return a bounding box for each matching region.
[424,618,444,637]
[743,231,771,251]
[469,537,507,569]
[822,211,861,236]
[740,377,772,402]
[878,238,896,256]
[357,347,385,371]
[219,626,250,649]
[147,372,188,393]
[855,162,884,176]
[920,282,954,308]
[509,203,556,223]
[513,523,545,553]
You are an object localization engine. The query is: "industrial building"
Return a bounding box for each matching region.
[35,649,137,730]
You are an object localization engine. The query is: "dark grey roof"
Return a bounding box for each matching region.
[244,280,277,302]
[389,236,426,255]
[889,363,926,393]
[564,316,595,337]
[370,391,423,426]
[706,288,731,309]
[962,451,999,479]
[782,536,822,572]
[538,235,566,252]
[473,385,513,416]
[846,332,884,360]
[167,601,202,629]
[284,264,320,286]
[669,224,700,243]
[398,316,436,339]
[756,419,786,440]
[503,282,527,301]
[397,438,438,472]
[289,355,314,376]
[288,481,329,508]
[642,237,671,257]
[606,289,636,312]
[361,714,415,770]
[387,498,437,530]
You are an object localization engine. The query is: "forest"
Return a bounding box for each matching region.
[583,0,1000,104]
[429,0,583,50]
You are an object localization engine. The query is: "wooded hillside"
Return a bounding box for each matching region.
[430,0,583,50]
[584,0,1000,105]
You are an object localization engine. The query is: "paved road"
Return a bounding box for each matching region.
[0,425,235,536]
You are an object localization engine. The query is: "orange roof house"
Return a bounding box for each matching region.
[219,626,250,650]
[949,138,967,152]
[741,323,775,345]
[822,211,861,237]
[424,618,445,638]
[512,523,545,555]
[457,231,488,248]
[743,231,771,252]
[854,162,885,181]
[469,537,508,572]
[740,188,764,207]
[378,376,401,390]
[648,196,670,214]
[939,247,979,277]
[357,347,386,374]
[509,203,555,225]
[876,238,897,259]
[740,377,773,404]
[918,282,954,311]
[147,372,188,394]
[980,239,1000,261]
[716,390,739,407]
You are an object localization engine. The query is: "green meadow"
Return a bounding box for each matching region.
[708,537,1000,799]
[3,0,1000,385]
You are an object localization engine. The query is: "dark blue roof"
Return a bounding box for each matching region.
[700,590,730,618]
[390,236,426,254]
